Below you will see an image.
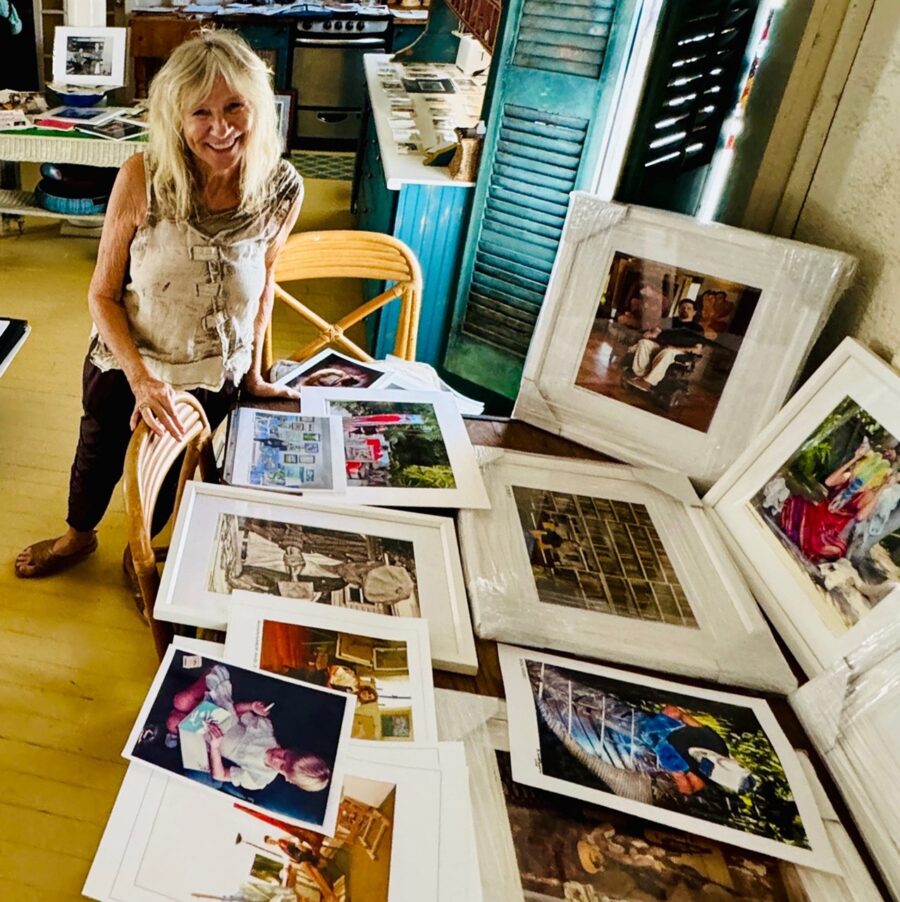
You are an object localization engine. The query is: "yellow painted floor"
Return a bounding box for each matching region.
[0,178,358,898]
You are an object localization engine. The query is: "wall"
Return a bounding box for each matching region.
[793,2,900,367]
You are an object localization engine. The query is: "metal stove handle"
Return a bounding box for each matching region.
[295,37,386,47]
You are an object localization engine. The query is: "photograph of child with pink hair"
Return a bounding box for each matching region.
[125,648,353,833]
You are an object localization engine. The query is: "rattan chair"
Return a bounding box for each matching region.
[123,393,215,660]
[264,230,423,372]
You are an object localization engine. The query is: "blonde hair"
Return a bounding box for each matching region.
[146,29,281,221]
[287,754,331,792]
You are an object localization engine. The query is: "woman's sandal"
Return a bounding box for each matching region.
[14,533,98,579]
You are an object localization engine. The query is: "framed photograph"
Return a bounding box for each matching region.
[300,388,490,509]
[84,753,449,902]
[707,338,900,675]
[74,118,148,141]
[225,593,438,744]
[39,104,121,125]
[272,348,393,391]
[273,90,295,155]
[155,482,478,674]
[435,689,884,902]
[459,449,794,692]
[123,647,355,835]
[52,26,127,87]
[498,646,836,871]
[514,193,856,486]
[222,409,347,494]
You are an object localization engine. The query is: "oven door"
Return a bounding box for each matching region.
[293,37,386,110]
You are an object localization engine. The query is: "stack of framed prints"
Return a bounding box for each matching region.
[459,448,795,691]
[300,387,490,508]
[514,193,856,486]
[790,621,900,896]
[154,482,478,674]
[497,647,837,871]
[435,689,884,901]
[706,338,900,678]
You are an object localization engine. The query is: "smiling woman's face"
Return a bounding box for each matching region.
[181,75,251,175]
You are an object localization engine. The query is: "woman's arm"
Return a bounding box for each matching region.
[88,154,185,439]
[243,192,304,399]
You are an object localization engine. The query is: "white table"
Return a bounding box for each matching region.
[0,131,144,224]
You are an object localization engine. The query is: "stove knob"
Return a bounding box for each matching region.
[323,20,332,29]
[356,20,365,31]
[334,20,343,30]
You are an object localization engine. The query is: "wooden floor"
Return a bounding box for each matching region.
[0,178,358,898]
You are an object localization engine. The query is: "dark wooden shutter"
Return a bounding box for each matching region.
[617,0,759,206]
[443,0,641,402]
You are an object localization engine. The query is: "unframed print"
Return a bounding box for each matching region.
[84,755,444,902]
[123,647,354,834]
[155,483,478,673]
[225,595,437,744]
[225,409,345,493]
[273,348,390,391]
[499,646,835,870]
[750,396,900,635]
[301,388,490,508]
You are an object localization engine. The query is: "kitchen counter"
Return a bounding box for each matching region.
[363,53,486,190]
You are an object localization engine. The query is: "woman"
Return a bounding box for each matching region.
[16,30,302,578]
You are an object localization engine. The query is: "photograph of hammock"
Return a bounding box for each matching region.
[499,646,835,869]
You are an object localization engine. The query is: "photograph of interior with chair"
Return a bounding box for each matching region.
[0,0,898,898]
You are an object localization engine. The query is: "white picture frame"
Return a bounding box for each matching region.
[498,646,837,872]
[459,448,795,692]
[272,347,396,391]
[434,689,884,902]
[155,482,478,674]
[514,192,856,487]
[706,338,900,676]
[224,593,439,745]
[52,26,127,88]
[223,409,347,495]
[300,387,490,509]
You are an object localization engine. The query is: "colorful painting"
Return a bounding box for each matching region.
[512,485,697,627]
[751,396,900,634]
[496,750,792,901]
[576,251,761,432]
[258,621,416,742]
[525,660,809,850]
[331,399,456,488]
[208,513,420,615]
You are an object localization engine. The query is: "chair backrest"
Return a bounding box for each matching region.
[123,393,213,658]
[265,230,423,372]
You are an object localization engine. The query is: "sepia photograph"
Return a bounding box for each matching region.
[512,484,697,627]
[500,646,834,869]
[751,396,900,636]
[208,512,421,614]
[124,648,353,833]
[575,251,761,433]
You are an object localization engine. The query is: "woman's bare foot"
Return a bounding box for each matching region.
[15,528,98,578]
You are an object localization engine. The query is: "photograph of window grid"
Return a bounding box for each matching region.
[512,486,698,627]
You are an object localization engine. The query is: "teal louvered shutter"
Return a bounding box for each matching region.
[616,0,759,212]
[442,0,643,404]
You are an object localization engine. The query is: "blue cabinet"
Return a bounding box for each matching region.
[355,114,474,367]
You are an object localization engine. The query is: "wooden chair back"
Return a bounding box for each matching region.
[123,393,214,660]
[264,230,423,372]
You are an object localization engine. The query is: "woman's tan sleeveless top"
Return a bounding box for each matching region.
[89,157,303,391]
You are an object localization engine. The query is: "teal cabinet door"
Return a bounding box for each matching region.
[442,0,644,402]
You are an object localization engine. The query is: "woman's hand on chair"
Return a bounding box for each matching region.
[243,370,301,401]
[129,373,186,440]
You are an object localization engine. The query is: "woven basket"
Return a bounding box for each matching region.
[449,129,483,182]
